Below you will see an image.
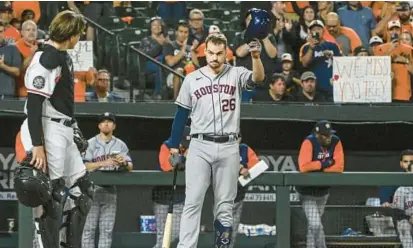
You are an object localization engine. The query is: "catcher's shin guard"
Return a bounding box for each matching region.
[60,173,94,248]
[35,178,67,248]
[214,220,233,248]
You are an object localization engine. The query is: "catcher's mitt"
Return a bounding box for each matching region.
[73,127,88,153]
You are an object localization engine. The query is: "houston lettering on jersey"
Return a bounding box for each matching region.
[194,84,236,99]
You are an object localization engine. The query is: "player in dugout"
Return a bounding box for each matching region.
[296,120,345,248]
[230,133,260,248]
[152,126,191,248]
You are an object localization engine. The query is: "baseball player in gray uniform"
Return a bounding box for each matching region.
[393,185,413,248]
[168,32,265,248]
[81,112,133,248]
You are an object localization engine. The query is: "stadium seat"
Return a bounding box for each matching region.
[98,16,127,31]
[130,17,150,29]
[218,1,241,10]
[115,6,138,18]
[203,18,221,27]
[187,1,215,10]
[118,28,147,46]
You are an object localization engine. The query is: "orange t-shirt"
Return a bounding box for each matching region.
[284,1,310,14]
[74,71,95,102]
[375,42,413,101]
[5,25,21,42]
[15,39,37,97]
[12,1,41,23]
[323,26,362,54]
[196,43,234,62]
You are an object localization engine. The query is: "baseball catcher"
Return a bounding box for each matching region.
[13,10,94,248]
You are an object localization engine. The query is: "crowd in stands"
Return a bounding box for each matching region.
[2,1,413,103]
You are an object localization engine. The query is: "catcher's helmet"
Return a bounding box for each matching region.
[244,8,272,43]
[14,165,52,208]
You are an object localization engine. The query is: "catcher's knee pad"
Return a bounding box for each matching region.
[61,172,94,248]
[214,220,232,248]
[35,178,67,248]
[14,156,52,208]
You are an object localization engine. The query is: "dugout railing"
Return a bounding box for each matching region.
[14,171,413,248]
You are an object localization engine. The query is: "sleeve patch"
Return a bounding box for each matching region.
[33,76,46,89]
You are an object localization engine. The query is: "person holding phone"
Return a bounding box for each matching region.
[299,20,341,101]
[375,20,413,102]
[81,112,133,248]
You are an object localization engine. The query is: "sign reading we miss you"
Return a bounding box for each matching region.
[333,56,391,103]
[67,41,94,71]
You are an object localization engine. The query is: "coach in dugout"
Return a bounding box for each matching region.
[296,120,345,248]
[152,126,190,247]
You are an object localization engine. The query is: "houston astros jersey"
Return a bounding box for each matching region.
[24,44,75,119]
[175,64,252,135]
[83,135,132,172]
[393,186,413,216]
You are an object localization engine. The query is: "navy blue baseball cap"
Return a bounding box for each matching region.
[314,120,336,136]
[98,112,116,123]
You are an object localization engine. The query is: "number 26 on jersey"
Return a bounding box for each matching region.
[222,99,236,112]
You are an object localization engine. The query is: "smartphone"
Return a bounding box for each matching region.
[312,32,320,41]
[391,33,399,42]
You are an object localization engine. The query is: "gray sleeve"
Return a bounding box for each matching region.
[393,187,405,210]
[236,66,253,89]
[120,142,132,162]
[175,75,192,110]
[83,138,95,162]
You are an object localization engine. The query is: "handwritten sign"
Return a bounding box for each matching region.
[67,41,94,71]
[333,56,391,103]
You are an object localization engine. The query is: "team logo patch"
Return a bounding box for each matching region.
[33,76,45,90]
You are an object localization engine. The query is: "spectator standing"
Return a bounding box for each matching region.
[294,71,326,103]
[295,6,316,49]
[337,1,377,48]
[163,20,198,100]
[375,20,413,102]
[21,9,46,39]
[297,120,345,248]
[253,73,295,103]
[300,20,341,100]
[0,19,21,99]
[12,1,41,23]
[86,69,124,102]
[376,2,413,43]
[152,127,190,248]
[0,2,20,42]
[140,16,168,100]
[156,1,186,25]
[272,14,297,59]
[188,9,209,45]
[278,53,301,94]
[82,112,133,248]
[15,20,38,99]
[317,1,334,23]
[324,12,362,55]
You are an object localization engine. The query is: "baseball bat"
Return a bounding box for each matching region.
[162,167,179,248]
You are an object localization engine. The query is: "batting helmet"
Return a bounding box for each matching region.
[244,8,272,43]
[14,156,52,208]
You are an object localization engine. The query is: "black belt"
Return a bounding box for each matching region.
[191,134,238,143]
[50,118,74,127]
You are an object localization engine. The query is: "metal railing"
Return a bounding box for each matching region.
[16,171,413,248]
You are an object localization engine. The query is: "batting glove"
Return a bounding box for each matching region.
[169,153,185,171]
